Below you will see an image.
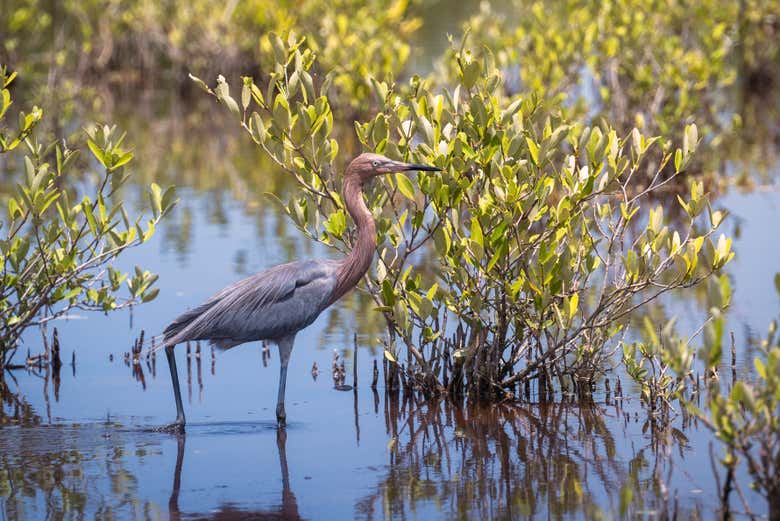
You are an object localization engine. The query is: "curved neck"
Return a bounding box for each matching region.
[330,175,376,304]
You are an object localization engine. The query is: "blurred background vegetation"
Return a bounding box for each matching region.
[2,0,777,184]
[0,0,775,271]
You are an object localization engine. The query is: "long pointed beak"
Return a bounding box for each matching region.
[391,161,441,172]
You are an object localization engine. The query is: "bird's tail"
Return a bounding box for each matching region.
[155,300,218,353]
[147,334,167,354]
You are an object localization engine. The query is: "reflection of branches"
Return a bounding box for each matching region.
[0,375,41,426]
[358,395,700,520]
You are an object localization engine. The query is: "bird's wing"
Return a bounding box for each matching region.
[163,259,338,348]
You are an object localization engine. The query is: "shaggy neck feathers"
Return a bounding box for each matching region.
[329,173,376,305]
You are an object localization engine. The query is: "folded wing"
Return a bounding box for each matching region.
[163,259,338,349]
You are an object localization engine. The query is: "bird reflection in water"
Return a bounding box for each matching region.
[167,428,302,521]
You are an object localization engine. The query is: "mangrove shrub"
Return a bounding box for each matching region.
[203,34,733,399]
[0,68,177,366]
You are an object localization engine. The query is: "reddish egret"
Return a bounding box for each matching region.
[161,153,439,431]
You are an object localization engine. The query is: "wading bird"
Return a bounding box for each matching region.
[160,153,439,431]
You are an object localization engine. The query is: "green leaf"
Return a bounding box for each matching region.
[269,32,286,63]
[273,93,292,130]
[395,173,416,200]
[250,112,267,143]
[87,139,106,168]
[568,293,579,319]
[486,238,507,271]
[418,116,434,145]
[149,183,162,217]
[161,185,178,217]
[8,198,21,219]
[188,73,211,93]
[301,71,315,102]
[433,225,451,256]
[84,204,98,236]
[755,357,767,379]
[111,152,133,171]
[215,75,240,117]
[0,89,11,120]
[222,95,240,117]
[143,219,156,241]
[250,83,265,107]
[241,78,251,111]
[381,279,396,306]
[141,288,160,303]
[461,58,481,89]
[63,287,82,301]
[470,217,483,247]
[526,137,540,166]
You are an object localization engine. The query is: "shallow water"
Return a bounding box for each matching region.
[0,379,764,520]
[0,159,774,519]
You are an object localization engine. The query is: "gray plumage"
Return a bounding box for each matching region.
[157,152,440,432]
[163,259,338,350]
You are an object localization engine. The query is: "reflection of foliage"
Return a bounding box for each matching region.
[737,0,780,91]
[728,82,780,186]
[0,419,305,520]
[0,69,176,365]
[321,289,385,351]
[0,426,160,520]
[0,450,88,519]
[0,378,40,426]
[356,396,696,520]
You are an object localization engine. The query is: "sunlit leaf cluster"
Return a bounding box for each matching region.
[442,0,739,136]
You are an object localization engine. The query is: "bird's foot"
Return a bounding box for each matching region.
[276,404,286,427]
[156,420,186,434]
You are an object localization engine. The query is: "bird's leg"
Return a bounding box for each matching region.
[159,345,186,432]
[277,364,288,425]
[276,335,295,426]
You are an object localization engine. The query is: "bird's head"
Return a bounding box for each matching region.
[346,152,440,184]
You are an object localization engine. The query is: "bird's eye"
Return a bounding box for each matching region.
[371,160,380,167]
